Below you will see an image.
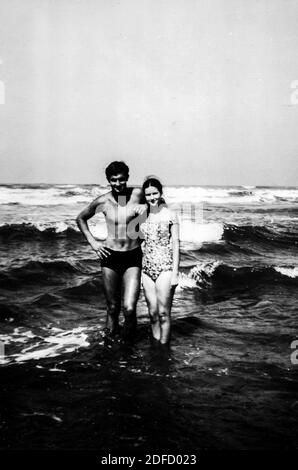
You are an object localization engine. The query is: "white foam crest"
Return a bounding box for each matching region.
[0,326,90,365]
[1,185,298,206]
[175,261,221,290]
[165,186,298,204]
[35,221,72,233]
[16,327,90,363]
[0,186,107,206]
[165,187,231,203]
[268,189,298,199]
[176,272,198,290]
[256,188,298,203]
[190,261,221,283]
[0,218,109,238]
[0,328,36,344]
[274,266,298,279]
[180,221,223,244]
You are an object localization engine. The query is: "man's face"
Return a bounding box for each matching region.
[109,172,128,195]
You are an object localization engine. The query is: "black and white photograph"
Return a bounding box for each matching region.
[0,0,298,462]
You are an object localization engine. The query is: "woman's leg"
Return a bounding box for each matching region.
[155,271,176,344]
[142,273,160,341]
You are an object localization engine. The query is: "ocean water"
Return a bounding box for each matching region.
[0,184,298,451]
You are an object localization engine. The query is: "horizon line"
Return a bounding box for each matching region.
[0,182,298,189]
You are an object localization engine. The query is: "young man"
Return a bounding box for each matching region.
[76,161,145,339]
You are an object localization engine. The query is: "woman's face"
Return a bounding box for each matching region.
[144,185,162,207]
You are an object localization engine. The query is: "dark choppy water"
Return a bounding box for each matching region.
[0,184,298,451]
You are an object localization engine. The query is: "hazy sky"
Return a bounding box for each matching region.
[0,0,298,185]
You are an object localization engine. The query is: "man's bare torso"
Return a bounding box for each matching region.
[97,188,143,251]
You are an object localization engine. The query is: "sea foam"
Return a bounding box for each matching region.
[274,266,298,279]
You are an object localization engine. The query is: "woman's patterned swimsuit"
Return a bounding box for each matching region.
[140,220,173,282]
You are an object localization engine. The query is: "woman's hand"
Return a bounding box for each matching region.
[171,272,179,287]
[89,239,110,260]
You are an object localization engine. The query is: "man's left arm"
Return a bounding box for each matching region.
[131,188,147,216]
[131,187,145,204]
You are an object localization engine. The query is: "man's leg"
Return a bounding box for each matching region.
[101,267,121,335]
[122,267,141,339]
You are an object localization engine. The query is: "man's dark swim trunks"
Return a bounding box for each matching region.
[101,246,142,275]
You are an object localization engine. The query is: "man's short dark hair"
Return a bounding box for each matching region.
[105,161,129,181]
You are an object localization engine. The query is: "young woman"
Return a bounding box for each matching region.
[140,177,180,345]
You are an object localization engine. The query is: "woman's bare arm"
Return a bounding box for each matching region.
[170,211,180,285]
